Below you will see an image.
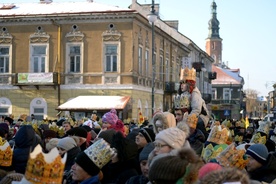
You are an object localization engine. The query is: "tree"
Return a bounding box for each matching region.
[244,89,259,117]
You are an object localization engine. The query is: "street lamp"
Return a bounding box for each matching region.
[147,0,157,116]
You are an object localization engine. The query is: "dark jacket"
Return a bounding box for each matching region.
[65,146,81,171]
[12,125,41,174]
[126,175,149,184]
[248,153,276,183]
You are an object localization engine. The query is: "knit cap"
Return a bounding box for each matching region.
[198,162,222,180]
[139,142,155,162]
[75,139,114,176]
[245,144,268,165]
[46,138,59,151]
[57,137,77,151]
[149,147,203,184]
[155,121,189,149]
[98,129,117,145]
[139,128,155,143]
[102,109,118,127]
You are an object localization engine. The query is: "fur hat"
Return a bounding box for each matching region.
[151,112,176,134]
[43,129,57,139]
[149,147,203,184]
[75,139,114,176]
[139,142,155,162]
[102,109,118,127]
[139,128,155,143]
[245,144,268,165]
[57,137,77,151]
[155,120,189,149]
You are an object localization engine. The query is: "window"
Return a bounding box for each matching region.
[223,88,231,101]
[165,58,169,81]
[159,56,163,81]
[30,45,48,73]
[138,46,142,74]
[105,45,117,72]
[0,47,10,73]
[0,97,12,117]
[212,88,217,100]
[145,49,149,76]
[30,98,47,120]
[69,46,81,72]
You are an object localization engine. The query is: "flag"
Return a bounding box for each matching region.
[138,108,144,124]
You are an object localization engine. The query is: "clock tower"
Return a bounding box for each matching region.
[205,1,222,65]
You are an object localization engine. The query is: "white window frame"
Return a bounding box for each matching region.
[29,44,49,73]
[30,98,47,120]
[212,88,217,100]
[0,45,12,73]
[66,43,83,73]
[223,88,231,100]
[145,49,149,77]
[0,97,12,117]
[104,43,119,72]
[138,46,143,75]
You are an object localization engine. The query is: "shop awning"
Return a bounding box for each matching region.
[56,96,130,111]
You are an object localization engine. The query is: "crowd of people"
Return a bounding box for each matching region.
[0,67,275,184]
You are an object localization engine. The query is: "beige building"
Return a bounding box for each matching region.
[0,1,213,122]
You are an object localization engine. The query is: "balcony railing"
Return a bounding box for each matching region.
[211,99,240,105]
[0,74,13,84]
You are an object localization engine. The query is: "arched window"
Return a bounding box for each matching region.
[0,97,12,117]
[30,98,47,120]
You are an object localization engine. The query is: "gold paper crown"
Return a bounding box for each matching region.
[210,120,220,129]
[216,143,249,169]
[187,114,198,129]
[207,125,229,145]
[25,145,67,184]
[0,137,13,167]
[257,122,270,135]
[234,135,243,143]
[180,67,196,81]
[250,132,267,144]
[174,93,191,110]
[201,143,228,163]
[84,139,114,169]
[221,119,232,128]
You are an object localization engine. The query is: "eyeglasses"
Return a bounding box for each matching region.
[154,142,168,149]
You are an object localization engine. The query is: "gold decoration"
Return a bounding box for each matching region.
[174,92,191,110]
[0,137,13,167]
[201,143,227,163]
[186,114,198,129]
[207,125,229,145]
[250,132,267,144]
[180,67,196,81]
[25,145,66,184]
[216,143,249,169]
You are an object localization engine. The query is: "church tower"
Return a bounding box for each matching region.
[205,1,222,65]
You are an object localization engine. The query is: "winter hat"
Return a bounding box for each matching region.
[155,121,189,149]
[75,139,114,176]
[198,162,222,180]
[245,144,268,165]
[4,117,13,125]
[66,127,87,138]
[114,119,126,136]
[0,123,9,134]
[102,109,118,127]
[139,128,155,143]
[139,142,155,162]
[163,112,176,128]
[46,138,59,151]
[149,147,203,184]
[43,130,57,139]
[98,129,116,145]
[57,137,77,151]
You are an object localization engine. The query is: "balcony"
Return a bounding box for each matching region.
[211,99,240,105]
[0,74,13,84]
[13,72,58,89]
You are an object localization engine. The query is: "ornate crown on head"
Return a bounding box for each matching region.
[250,132,267,144]
[180,67,196,81]
[234,135,243,143]
[201,143,228,163]
[174,92,191,110]
[257,122,270,135]
[24,145,67,184]
[0,137,13,167]
[216,143,249,169]
[207,125,229,145]
[84,138,114,169]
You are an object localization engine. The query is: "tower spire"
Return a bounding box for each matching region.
[207,0,220,39]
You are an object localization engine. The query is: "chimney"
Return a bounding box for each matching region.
[40,0,53,4]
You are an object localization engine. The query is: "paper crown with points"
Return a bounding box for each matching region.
[207,125,229,145]
[174,93,191,110]
[84,138,114,169]
[257,122,270,135]
[234,135,243,143]
[180,67,196,81]
[186,114,198,129]
[216,143,249,169]
[250,132,267,144]
[24,145,67,184]
[201,143,228,163]
[0,137,13,167]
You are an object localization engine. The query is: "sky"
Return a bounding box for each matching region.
[2,0,276,97]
